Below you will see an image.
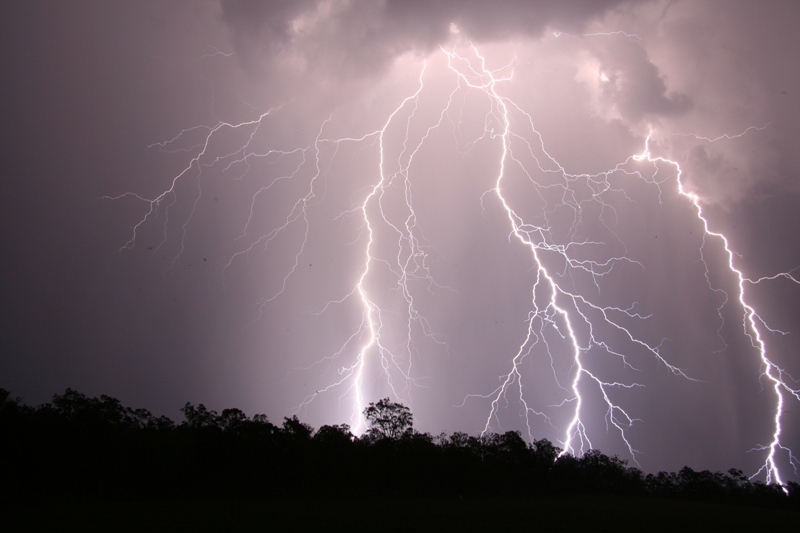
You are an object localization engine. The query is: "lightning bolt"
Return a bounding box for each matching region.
[109,40,798,486]
[635,133,800,487]
[444,46,798,483]
[445,45,692,466]
[294,63,450,432]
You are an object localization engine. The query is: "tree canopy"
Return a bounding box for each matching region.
[363,397,413,440]
[0,387,798,510]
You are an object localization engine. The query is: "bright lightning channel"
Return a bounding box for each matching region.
[635,134,800,487]
[446,45,692,467]
[109,42,798,486]
[447,45,798,485]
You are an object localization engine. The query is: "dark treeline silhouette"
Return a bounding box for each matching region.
[1,388,798,509]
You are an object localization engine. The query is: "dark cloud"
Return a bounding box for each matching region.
[607,0,800,203]
[590,39,692,122]
[449,0,632,39]
[220,0,636,76]
[220,0,317,55]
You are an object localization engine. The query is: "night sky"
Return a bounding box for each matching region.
[3,0,800,483]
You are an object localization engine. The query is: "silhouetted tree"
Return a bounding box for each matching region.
[0,387,17,409]
[282,415,313,440]
[363,398,413,440]
[218,407,248,435]
[1,387,796,508]
[180,402,219,429]
[314,423,353,445]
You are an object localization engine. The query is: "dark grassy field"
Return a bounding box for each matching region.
[4,494,796,531]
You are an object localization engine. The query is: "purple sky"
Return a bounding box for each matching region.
[2,0,800,483]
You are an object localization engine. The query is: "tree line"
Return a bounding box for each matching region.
[1,388,798,509]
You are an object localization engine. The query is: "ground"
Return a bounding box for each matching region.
[4,494,796,531]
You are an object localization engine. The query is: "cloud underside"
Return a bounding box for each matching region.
[222,0,632,72]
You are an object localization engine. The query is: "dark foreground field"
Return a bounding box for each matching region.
[5,494,796,532]
[4,390,798,530]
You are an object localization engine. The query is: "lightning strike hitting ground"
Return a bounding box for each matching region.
[446,46,693,466]
[634,135,800,487]
[110,42,798,486]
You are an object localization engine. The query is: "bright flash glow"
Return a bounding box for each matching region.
[109,40,798,487]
